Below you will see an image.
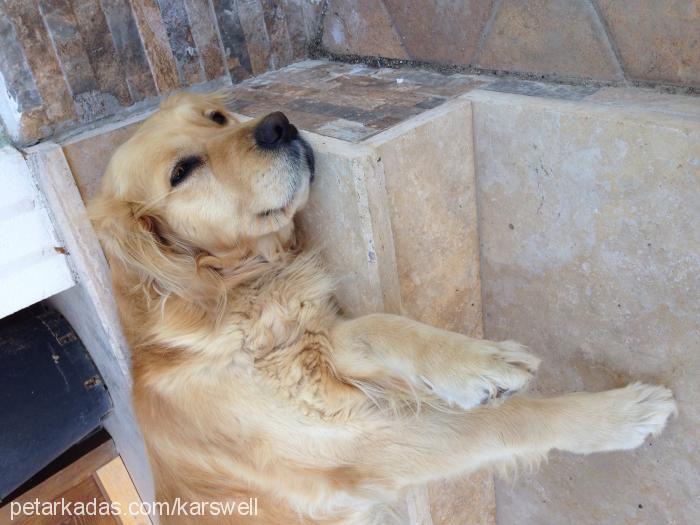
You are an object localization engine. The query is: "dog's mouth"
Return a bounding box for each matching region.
[256,137,314,219]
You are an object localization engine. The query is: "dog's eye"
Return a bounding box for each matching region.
[209,111,227,126]
[170,156,203,187]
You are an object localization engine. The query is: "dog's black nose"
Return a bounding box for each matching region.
[255,111,298,149]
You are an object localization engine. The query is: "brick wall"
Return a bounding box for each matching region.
[0,0,323,145]
[322,0,700,90]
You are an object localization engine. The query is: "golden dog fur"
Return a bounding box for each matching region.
[90,92,677,524]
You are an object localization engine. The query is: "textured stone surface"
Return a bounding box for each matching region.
[72,0,133,106]
[429,472,496,525]
[183,0,225,80]
[158,0,203,85]
[0,0,323,144]
[297,137,402,317]
[323,0,494,65]
[367,98,483,335]
[468,90,700,525]
[101,0,159,101]
[62,114,148,201]
[229,61,483,142]
[367,99,494,525]
[383,0,495,65]
[322,0,408,58]
[476,0,622,81]
[130,0,180,93]
[3,0,77,134]
[597,0,700,86]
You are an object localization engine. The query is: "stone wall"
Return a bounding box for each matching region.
[322,0,700,90]
[0,0,323,145]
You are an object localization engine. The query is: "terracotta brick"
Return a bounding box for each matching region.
[476,0,622,81]
[71,0,132,106]
[211,0,253,81]
[101,0,158,101]
[131,0,180,93]
[597,0,700,86]
[3,1,77,126]
[322,0,408,58]
[183,0,225,80]
[383,0,495,65]
[158,0,203,85]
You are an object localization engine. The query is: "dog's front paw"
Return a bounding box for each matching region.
[418,340,540,410]
[582,383,678,453]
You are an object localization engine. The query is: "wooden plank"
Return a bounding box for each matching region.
[95,458,153,525]
[0,442,117,524]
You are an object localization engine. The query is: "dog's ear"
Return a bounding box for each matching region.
[88,194,198,299]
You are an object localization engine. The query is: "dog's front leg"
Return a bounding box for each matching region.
[347,384,676,491]
[330,314,540,409]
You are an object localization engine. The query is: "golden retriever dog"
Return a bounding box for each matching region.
[90,92,677,524]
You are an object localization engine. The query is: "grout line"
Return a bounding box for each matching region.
[471,0,503,66]
[588,0,628,85]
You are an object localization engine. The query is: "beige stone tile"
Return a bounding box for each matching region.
[365,99,494,524]
[470,90,700,525]
[428,471,496,525]
[297,135,402,317]
[366,99,484,336]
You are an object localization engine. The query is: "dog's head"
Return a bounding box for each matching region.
[90,91,314,302]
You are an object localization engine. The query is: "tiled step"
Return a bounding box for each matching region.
[20,59,699,524]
